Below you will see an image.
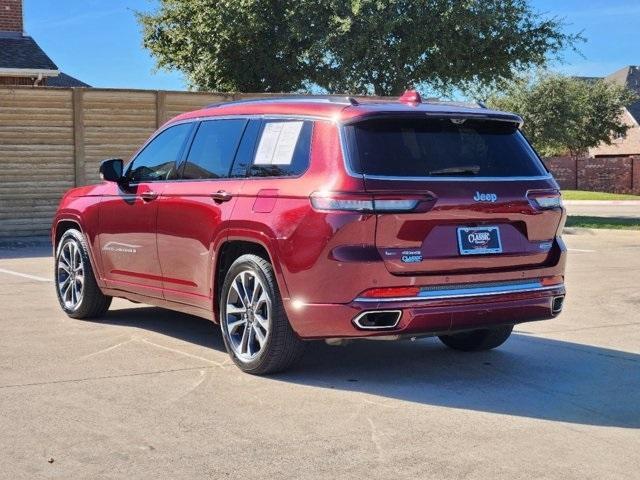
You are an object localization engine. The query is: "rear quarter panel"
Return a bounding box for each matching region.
[226,120,372,304]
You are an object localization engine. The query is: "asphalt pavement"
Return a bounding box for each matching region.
[0,229,638,479]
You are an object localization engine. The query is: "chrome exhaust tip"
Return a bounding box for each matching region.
[353,310,402,330]
[552,296,565,314]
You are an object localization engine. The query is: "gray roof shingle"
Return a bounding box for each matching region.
[47,72,91,88]
[603,66,640,125]
[605,66,640,94]
[0,32,58,71]
[626,100,640,126]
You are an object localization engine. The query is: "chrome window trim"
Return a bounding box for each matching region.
[354,282,565,303]
[362,174,554,182]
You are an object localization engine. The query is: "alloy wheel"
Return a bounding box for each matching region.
[57,240,84,310]
[224,270,271,362]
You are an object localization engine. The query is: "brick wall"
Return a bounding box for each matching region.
[634,157,640,192]
[543,156,577,189]
[545,156,640,194]
[0,0,22,32]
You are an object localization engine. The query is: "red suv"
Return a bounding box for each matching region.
[52,92,566,374]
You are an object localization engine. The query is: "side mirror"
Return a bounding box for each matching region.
[99,158,125,183]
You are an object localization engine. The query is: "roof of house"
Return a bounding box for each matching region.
[47,72,91,88]
[626,101,640,126]
[605,66,640,93]
[602,66,640,126]
[0,31,58,72]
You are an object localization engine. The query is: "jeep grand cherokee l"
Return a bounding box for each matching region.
[52,91,567,374]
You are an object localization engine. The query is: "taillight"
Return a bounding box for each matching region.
[374,198,421,211]
[541,275,563,286]
[310,192,426,213]
[309,195,373,212]
[527,190,563,210]
[359,286,421,298]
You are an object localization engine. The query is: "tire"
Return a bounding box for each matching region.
[55,229,112,319]
[219,254,305,375]
[438,325,513,352]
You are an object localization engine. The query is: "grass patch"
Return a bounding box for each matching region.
[566,216,640,230]
[562,190,640,201]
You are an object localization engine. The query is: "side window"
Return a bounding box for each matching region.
[230,119,262,178]
[181,119,248,180]
[248,120,313,177]
[127,123,192,183]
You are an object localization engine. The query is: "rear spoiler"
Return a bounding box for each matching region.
[342,111,524,129]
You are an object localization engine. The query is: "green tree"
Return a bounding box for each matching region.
[313,1,580,96]
[487,74,637,157]
[138,0,580,95]
[137,0,328,92]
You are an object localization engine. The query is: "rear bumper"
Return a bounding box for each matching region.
[285,283,565,339]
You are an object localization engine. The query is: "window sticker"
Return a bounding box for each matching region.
[254,121,303,165]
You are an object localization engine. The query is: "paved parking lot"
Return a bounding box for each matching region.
[0,229,639,479]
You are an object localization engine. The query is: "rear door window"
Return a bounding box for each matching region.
[181,119,248,179]
[345,117,546,178]
[247,120,313,177]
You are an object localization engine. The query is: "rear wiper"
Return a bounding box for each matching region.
[428,166,480,176]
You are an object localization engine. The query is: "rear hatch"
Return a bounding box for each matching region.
[344,115,565,276]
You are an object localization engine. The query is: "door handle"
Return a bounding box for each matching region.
[140,191,159,202]
[211,190,233,203]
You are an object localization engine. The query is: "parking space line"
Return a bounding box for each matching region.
[79,338,134,360]
[0,268,51,283]
[568,249,596,253]
[0,365,215,390]
[139,338,225,366]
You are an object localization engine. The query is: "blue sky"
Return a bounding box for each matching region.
[23,0,638,91]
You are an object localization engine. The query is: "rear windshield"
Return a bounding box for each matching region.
[345,117,547,178]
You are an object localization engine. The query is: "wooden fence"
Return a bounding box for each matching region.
[0,86,270,237]
[2,86,637,238]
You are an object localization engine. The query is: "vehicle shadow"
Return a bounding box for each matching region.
[101,306,640,429]
[102,306,226,351]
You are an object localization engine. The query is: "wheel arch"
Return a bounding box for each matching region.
[53,219,83,250]
[213,237,288,323]
[53,217,104,288]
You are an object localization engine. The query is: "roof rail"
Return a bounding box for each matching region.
[206,95,359,109]
[420,98,487,109]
